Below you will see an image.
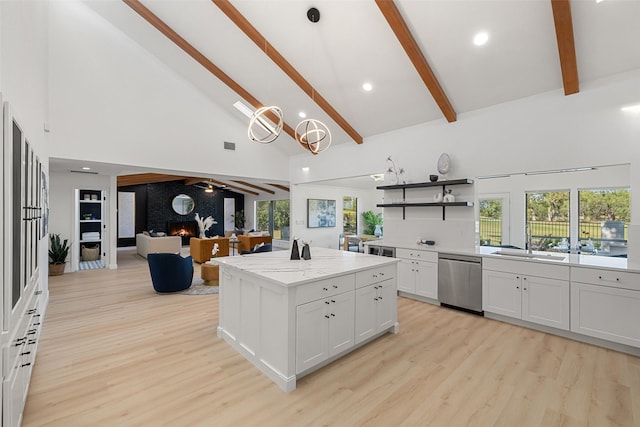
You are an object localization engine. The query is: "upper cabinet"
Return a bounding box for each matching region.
[376,179,474,220]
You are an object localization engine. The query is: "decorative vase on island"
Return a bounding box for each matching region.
[374,224,382,238]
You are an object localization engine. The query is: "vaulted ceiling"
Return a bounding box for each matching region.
[55,0,638,188]
[82,0,640,158]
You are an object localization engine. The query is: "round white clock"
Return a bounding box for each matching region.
[437,153,451,175]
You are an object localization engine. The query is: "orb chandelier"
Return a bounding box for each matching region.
[295,119,332,154]
[248,105,283,144]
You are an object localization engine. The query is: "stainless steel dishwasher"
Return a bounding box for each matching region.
[438,253,483,315]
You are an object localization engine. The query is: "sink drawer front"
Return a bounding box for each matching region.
[396,248,437,262]
[355,264,397,288]
[295,274,355,305]
[483,258,569,280]
[571,267,640,291]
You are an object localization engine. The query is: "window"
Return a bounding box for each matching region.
[479,199,503,246]
[526,191,570,251]
[256,199,290,241]
[343,196,357,234]
[578,188,629,257]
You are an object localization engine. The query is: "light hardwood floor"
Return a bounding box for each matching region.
[23,248,640,426]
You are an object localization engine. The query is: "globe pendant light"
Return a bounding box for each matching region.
[248,105,283,143]
[295,7,331,154]
[295,119,331,154]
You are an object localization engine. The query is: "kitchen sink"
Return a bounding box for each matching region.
[491,250,566,262]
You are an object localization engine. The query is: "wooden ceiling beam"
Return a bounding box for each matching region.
[231,180,276,194]
[551,0,579,95]
[266,183,290,192]
[117,173,190,187]
[122,0,298,141]
[209,179,260,196]
[375,0,457,123]
[212,0,364,145]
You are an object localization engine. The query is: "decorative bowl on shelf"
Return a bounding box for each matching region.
[429,174,439,182]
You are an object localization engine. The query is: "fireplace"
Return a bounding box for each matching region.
[168,221,197,245]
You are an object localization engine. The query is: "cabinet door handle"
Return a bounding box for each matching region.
[380,272,385,276]
[322,287,328,291]
[333,284,338,289]
[516,286,520,289]
[330,313,335,317]
[21,363,31,368]
[524,288,527,291]
[331,299,335,303]
[523,277,527,281]
[325,301,330,305]
[325,315,330,319]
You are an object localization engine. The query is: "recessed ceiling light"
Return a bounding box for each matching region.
[370,173,384,181]
[302,167,310,172]
[596,0,605,3]
[362,82,373,92]
[473,32,489,46]
[298,111,307,118]
[82,167,91,170]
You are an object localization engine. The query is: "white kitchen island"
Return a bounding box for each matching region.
[214,247,399,392]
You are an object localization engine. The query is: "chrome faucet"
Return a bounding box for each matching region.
[526,222,533,254]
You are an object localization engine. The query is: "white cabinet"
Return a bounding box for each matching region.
[355,280,396,344]
[354,264,397,344]
[483,258,570,330]
[296,291,355,374]
[571,267,640,347]
[396,248,437,299]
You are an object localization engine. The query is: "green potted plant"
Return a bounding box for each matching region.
[49,233,70,276]
[362,210,383,236]
[233,210,246,232]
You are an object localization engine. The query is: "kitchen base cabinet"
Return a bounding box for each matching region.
[396,248,437,300]
[482,258,570,331]
[355,280,396,344]
[571,267,640,348]
[296,291,355,374]
[217,249,399,392]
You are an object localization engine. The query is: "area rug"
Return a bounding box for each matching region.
[180,278,219,295]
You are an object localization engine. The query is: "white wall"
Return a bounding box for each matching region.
[289,70,640,258]
[290,184,382,250]
[46,0,289,182]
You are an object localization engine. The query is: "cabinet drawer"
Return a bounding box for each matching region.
[355,264,397,288]
[295,274,355,305]
[396,248,437,262]
[483,258,569,281]
[571,267,640,291]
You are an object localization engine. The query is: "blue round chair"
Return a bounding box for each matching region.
[147,253,194,293]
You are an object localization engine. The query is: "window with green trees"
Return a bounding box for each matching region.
[256,199,290,241]
[479,199,503,246]
[526,191,570,251]
[578,188,629,256]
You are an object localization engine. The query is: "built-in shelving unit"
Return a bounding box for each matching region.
[376,178,474,220]
[77,190,104,266]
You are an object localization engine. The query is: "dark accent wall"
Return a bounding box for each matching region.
[117,181,243,247]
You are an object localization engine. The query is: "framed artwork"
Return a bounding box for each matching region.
[307,199,336,228]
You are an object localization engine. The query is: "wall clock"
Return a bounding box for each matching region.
[437,153,451,175]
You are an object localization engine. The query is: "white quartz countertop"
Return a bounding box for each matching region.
[212,247,399,287]
[366,239,640,273]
